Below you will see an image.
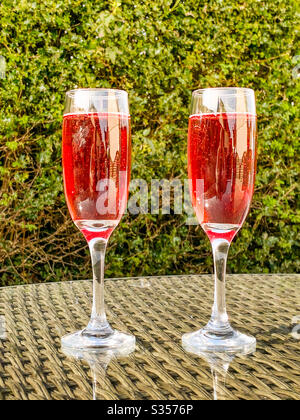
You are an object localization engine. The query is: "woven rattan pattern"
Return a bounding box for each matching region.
[0,274,299,400]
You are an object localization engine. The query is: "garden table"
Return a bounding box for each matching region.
[0,274,299,400]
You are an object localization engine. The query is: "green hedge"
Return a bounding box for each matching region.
[0,0,299,285]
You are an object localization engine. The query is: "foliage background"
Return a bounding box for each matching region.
[0,0,299,286]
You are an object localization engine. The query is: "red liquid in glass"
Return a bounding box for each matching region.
[62,112,131,241]
[188,113,256,242]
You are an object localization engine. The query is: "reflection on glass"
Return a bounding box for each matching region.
[200,352,235,401]
[62,343,135,400]
[183,342,255,400]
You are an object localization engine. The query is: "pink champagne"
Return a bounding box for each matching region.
[62,112,131,240]
[188,113,257,242]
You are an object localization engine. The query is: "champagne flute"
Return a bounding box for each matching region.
[183,87,257,354]
[61,88,135,351]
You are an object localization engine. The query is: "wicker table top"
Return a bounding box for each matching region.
[0,274,299,400]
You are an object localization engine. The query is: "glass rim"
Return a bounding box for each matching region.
[192,87,254,96]
[66,88,128,98]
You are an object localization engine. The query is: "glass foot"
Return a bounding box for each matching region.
[62,329,136,353]
[182,328,256,355]
[62,341,135,361]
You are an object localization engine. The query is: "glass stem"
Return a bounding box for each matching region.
[206,238,233,337]
[83,238,113,337]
